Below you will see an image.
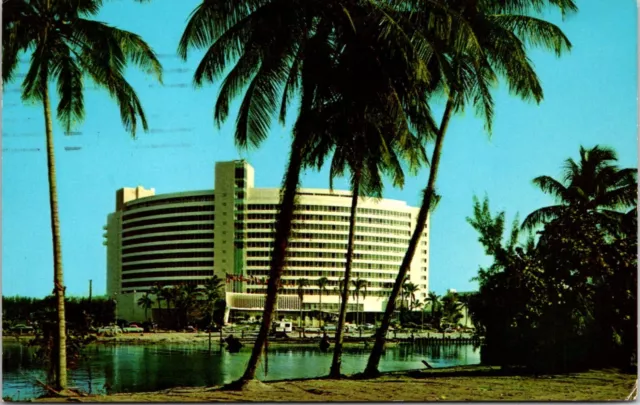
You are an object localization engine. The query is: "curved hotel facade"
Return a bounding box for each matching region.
[105,161,430,322]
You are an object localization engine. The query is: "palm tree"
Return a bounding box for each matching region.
[175,283,201,329]
[365,0,575,377]
[522,145,637,232]
[137,293,154,322]
[358,282,369,338]
[149,283,164,323]
[414,299,427,331]
[296,278,309,337]
[301,35,430,376]
[161,286,178,329]
[179,1,434,386]
[427,292,440,322]
[441,293,464,327]
[351,279,368,326]
[316,277,329,327]
[3,0,162,391]
[334,285,343,314]
[403,283,419,312]
[178,1,339,386]
[457,294,472,328]
[202,276,224,352]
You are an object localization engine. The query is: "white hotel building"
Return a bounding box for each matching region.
[105,160,430,323]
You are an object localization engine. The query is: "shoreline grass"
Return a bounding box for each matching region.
[29,365,636,402]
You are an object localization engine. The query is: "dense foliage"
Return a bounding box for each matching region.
[146,277,226,331]
[467,146,637,373]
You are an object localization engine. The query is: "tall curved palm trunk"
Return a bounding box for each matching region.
[236,135,305,385]
[42,71,68,391]
[329,169,361,378]
[365,99,454,376]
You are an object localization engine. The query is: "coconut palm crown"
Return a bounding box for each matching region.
[522,145,637,232]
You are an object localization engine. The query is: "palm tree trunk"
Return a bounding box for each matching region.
[364,98,454,377]
[465,306,469,327]
[400,290,405,324]
[42,74,68,391]
[319,292,323,328]
[358,296,362,339]
[209,308,214,353]
[234,134,305,386]
[329,169,361,378]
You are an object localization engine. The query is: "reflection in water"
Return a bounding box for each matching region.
[3,342,479,400]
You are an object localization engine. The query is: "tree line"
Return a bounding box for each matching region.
[5,0,582,392]
[3,296,115,330]
[467,145,637,373]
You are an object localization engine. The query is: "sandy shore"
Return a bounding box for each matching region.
[34,366,637,402]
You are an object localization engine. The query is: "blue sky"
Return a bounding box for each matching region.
[2,0,637,298]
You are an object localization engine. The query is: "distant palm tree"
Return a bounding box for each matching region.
[296,279,309,337]
[3,0,162,391]
[175,283,201,328]
[427,292,440,323]
[417,300,427,330]
[334,286,343,314]
[160,286,176,328]
[441,292,464,327]
[457,294,472,328]
[317,277,329,327]
[522,145,637,233]
[403,283,419,311]
[352,279,368,326]
[202,276,224,352]
[399,277,409,320]
[149,283,164,322]
[137,293,154,321]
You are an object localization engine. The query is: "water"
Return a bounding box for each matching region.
[3,342,480,400]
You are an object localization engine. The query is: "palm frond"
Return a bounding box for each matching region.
[20,44,48,101]
[213,48,261,126]
[488,14,572,57]
[51,43,85,132]
[532,175,569,201]
[521,205,564,230]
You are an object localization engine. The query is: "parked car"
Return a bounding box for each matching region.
[272,321,293,333]
[344,324,358,333]
[122,323,144,333]
[10,324,35,334]
[362,323,375,330]
[323,324,337,331]
[97,325,123,334]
